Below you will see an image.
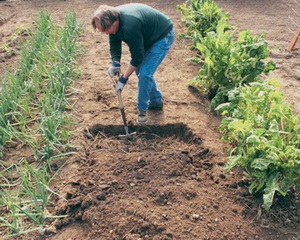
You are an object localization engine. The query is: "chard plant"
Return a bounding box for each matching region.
[191,19,275,109]
[178,0,299,210]
[177,0,230,47]
[216,79,300,210]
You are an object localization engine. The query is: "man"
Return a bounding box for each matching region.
[92,3,175,124]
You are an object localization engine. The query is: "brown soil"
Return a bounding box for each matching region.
[0,0,300,240]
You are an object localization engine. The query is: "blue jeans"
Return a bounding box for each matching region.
[135,28,175,111]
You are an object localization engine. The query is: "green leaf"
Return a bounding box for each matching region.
[263,173,280,211]
[228,119,252,134]
[295,178,300,187]
[246,134,260,144]
[196,42,207,54]
[225,155,242,170]
[251,157,272,170]
[214,102,230,113]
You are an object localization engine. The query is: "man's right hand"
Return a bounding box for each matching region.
[108,61,121,77]
[115,75,128,92]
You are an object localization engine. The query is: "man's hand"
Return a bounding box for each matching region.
[108,61,121,77]
[115,75,128,92]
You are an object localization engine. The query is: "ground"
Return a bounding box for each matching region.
[0,0,300,240]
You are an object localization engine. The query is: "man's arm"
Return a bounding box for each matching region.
[122,31,143,80]
[123,63,136,79]
[109,34,122,62]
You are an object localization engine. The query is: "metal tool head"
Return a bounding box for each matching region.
[118,131,137,140]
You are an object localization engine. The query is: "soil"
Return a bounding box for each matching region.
[0,0,300,240]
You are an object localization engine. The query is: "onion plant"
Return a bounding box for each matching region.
[0,11,81,236]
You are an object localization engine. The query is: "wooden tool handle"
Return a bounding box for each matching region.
[288,27,300,51]
[116,90,128,127]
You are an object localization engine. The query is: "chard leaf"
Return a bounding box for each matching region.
[246,134,260,144]
[251,157,272,170]
[196,42,207,53]
[293,167,300,187]
[225,155,242,170]
[263,173,280,211]
[214,102,230,112]
[228,119,252,134]
[295,179,300,187]
[269,119,279,132]
[248,169,268,193]
[249,181,259,194]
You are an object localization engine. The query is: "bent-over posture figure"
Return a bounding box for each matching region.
[92,3,175,124]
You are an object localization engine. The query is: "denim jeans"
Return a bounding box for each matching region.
[135,28,175,111]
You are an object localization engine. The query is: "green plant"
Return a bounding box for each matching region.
[191,19,275,109]
[216,79,300,210]
[177,0,230,47]
[0,25,29,53]
[0,11,81,236]
[178,0,299,211]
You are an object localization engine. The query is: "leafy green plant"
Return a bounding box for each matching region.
[177,0,230,46]
[216,79,300,210]
[178,0,299,211]
[191,19,275,109]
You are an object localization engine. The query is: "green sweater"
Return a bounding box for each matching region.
[109,3,173,67]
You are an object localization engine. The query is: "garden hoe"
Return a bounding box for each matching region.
[109,74,136,140]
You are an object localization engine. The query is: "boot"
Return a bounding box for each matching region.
[137,110,147,125]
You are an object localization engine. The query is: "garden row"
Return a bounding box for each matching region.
[177,0,300,210]
[0,12,81,236]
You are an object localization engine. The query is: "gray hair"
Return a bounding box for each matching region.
[92,5,119,30]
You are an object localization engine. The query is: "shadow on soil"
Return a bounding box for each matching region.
[87,123,202,143]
